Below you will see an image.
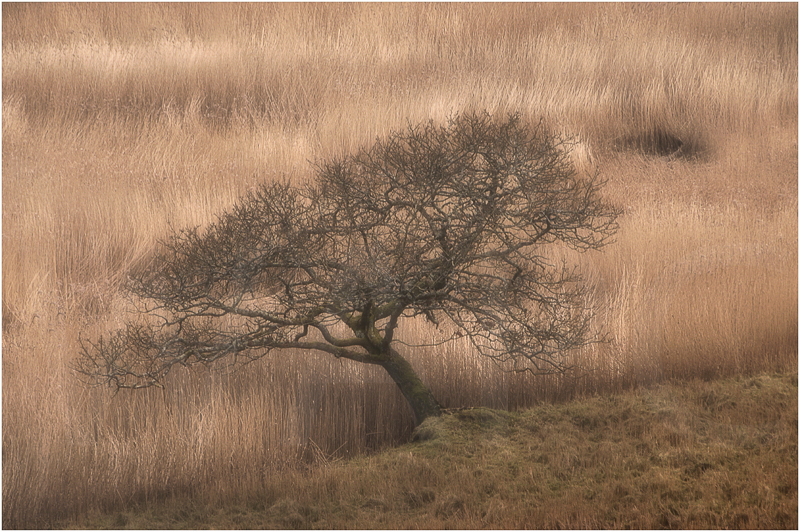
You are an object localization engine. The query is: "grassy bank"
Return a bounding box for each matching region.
[60,373,797,529]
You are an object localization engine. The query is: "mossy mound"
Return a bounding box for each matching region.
[412,407,512,442]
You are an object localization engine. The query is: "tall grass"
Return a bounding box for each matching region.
[3,3,797,527]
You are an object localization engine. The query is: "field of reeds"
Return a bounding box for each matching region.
[2,3,797,528]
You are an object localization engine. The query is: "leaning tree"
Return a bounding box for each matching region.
[77,112,620,426]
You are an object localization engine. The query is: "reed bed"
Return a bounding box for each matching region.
[3,3,797,527]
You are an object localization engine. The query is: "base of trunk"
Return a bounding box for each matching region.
[379,347,441,426]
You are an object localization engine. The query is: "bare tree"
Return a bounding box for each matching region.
[76,112,620,426]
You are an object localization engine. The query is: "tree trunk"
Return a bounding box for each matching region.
[378,346,442,426]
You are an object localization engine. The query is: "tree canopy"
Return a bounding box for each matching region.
[77,112,621,425]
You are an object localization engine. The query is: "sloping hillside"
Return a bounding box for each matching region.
[63,372,797,529]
